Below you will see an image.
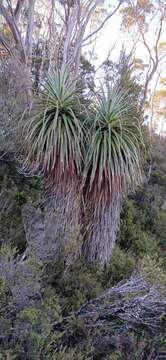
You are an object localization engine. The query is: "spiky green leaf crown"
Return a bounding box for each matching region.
[83,85,144,210]
[25,67,84,189]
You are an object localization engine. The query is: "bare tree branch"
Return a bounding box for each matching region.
[0,3,26,62]
[14,0,26,21]
[83,1,122,44]
[139,13,165,111]
[25,0,36,66]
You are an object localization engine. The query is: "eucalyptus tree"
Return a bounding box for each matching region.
[0,0,35,65]
[120,0,166,111]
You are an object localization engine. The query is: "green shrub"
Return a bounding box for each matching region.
[51,347,90,360]
[0,160,41,253]
[119,199,158,258]
[151,169,166,187]
[0,278,13,351]
[15,290,61,358]
[139,255,166,296]
[152,209,166,251]
[0,278,7,303]
[119,200,137,250]
[130,232,157,257]
[59,261,103,312]
[44,259,103,313]
[15,191,27,205]
[104,247,135,286]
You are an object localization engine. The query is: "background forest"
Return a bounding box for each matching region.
[0,0,166,359]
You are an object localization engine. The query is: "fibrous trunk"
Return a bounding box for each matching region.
[45,181,82,265]
[82,196,122,267]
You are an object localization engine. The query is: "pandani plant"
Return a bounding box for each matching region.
[23,67,144,267]
[24,67,85,259]
[82,85,144,267]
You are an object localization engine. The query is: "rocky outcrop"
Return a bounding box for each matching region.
[22,199,82,265]
[22,203,60,263]
[21,201,78,264]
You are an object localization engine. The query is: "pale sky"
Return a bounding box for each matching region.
[86,0,166,75]
[85,1,166,135]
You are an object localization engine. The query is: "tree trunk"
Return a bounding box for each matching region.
[82,198,122,267]
[25,0,35,69]
[0,3,26,63]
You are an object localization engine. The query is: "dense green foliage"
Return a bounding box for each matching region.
[0,156,40,252]
[0,2,165,355]
[0,51,165,360]
[0,135,165,358]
